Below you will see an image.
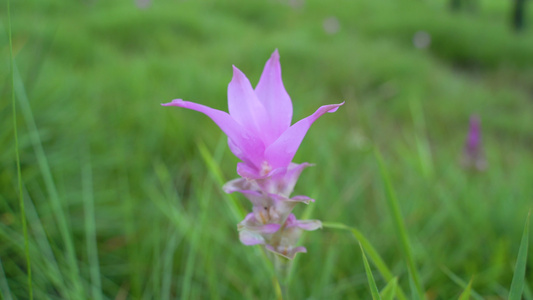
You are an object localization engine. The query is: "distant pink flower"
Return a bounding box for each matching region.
[162,50,344,179]
[461,114,487,171]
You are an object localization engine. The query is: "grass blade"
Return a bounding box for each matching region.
[82,153,103,300]
[0,257,13,300]
[323,222,407,300]
[380,277,398,300]
[181,143,219,299]
[458,279,473,300]
[24,190,69,296]
[197,140,246,221]
[409,97,433,179]
[374,148,424,299]
[196,139,276,289]
[360,242,382,300]
[409,273,422,300]
[311,247,338,298]
[524,283,533,300]
[161,229,181,300]
[440,267,484,300]
[13,60,84,297]
[7,0,32,298]
[509,211,530,300]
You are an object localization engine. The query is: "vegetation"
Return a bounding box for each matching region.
[2,0,532,299]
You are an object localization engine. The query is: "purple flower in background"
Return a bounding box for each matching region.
[461,114,487,171]
[163,50,343,179]
[163,50,343,259]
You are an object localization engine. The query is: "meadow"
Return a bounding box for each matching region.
[1,0,533,299]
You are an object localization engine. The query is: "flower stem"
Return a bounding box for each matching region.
[274,255,291,300]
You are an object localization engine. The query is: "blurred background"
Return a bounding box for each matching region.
[1,0,533,299]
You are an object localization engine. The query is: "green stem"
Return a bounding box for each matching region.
[274,255,291,300]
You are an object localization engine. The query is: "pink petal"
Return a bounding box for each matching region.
[162,99,264,166]
[236,162,262,179]
[228,66,270,143]
[269,193,313,204]
[222,178,256,194]
[264,102,345,169]
[242,192,270,208]
[253,162,311,195]
[239,213,281,233]
[261,223,282,234]
[292,246,307,254]
[284,214,321,230]
[289,195,315,203]
[227,138,245,163]
[239,231,265,246]
[276,162,312,196]
[240,212,259,224]
[255,49,293,143]
[293,219,322,231]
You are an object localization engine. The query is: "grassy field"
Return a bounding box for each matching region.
[2,0,533,299]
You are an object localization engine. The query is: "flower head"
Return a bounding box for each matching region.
[163,50,342,260]
[162,50,343,179]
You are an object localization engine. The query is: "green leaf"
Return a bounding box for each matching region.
[509,211,530,300]
[8,0,32,298]
[374,148,424,299]
[197,140,246,221]
[360,242,382,300]
[409,272,422,300]
[0,257,13,300]
[323,222,407,300]
[458,279,473,300]
[81,154,103,300]
[409,96,433,179]
[380,277,398,300]
[440,267,484,300]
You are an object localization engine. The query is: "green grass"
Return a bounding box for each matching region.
[2,0,533,299]
[6,0,32,298]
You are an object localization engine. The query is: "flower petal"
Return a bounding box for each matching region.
[239,231,265,246]
[162,99,264,166]
[228,66,270,143]
[293,219,322,231]
[255,49,293,142]
[290,195,315,203]
[251,162,311,196]
[236,162,263,179]
[284,214,322,230]
[222,177,257,194]
[265,102,345,169]
[238,213,281,233]
[242,191,271,208]
[269,193,313,204]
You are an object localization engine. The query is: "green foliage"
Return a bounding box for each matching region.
[458,279,473,300]
[380,277,398,300]
[509,212,530,300]
[1,0,532,299]
[360,242,382,300]
[375,148,424,299]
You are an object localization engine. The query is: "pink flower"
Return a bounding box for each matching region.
[162,50,344,179]
[461,114,487,171]
[163,50,342,260]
